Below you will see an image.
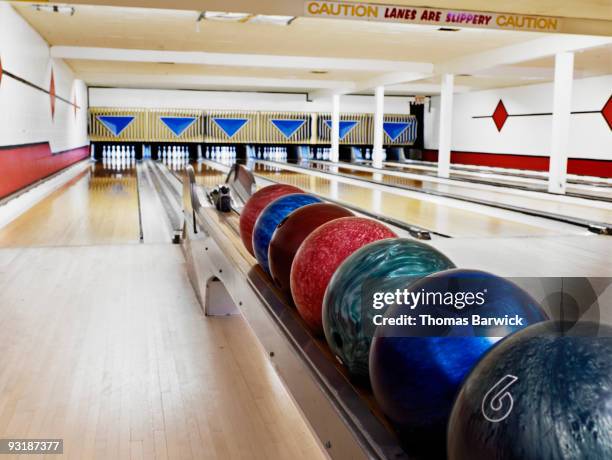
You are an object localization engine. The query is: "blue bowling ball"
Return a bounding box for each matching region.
[322,238,455,379]
[448,321,612,460]
[252,193,321,274]
[369,268,549,456]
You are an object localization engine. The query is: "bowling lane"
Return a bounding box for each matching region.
[0,162,142,247]
[192,161,228,188]
[377,160,612,201]
[199,160,582,238]
[300,161,612,226]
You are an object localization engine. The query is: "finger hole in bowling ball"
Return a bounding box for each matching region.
[332,332,343,349]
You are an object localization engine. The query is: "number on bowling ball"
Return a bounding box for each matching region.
[448,321,612,460]
[368,269,548,457]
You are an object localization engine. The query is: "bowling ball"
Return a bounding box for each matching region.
[252,194,322,274]
[448,321,612,460]
[290,217,397,334]
[269,203,353,293]
[239,184,302,256]
[369,269,548,456]
[322,238,455,379]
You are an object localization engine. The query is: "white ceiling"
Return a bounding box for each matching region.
[12,2,612,96]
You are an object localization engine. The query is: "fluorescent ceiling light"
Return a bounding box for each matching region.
[31,4,75,15]
[203,11,251,22]
[198,11,295,26]
[249,15,295,26]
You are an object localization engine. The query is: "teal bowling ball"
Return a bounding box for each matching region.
[448,321,612,460]
[322,238,455,379]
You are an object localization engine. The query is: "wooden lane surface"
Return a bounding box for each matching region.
[381,160,612,201]
[0,163,141,248]
[429,235,612,326]
[306,162,612,225]
[240,162,578,238]
[136,163,174,244]
[0,243,326,460]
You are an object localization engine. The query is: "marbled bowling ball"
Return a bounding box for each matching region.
[239,184,302,256]
[322,238,455,379]
[269,203,353,294]
[369,269,548,457]
[253,194,322,274]
[290,217,397,334]
[448,321,612,460]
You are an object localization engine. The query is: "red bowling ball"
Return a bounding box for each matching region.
[290,217,397,334]
[239,184,302,256]
[268,203,353,294]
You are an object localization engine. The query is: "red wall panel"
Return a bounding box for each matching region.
[422,150,612,178]
[0,142,89,199]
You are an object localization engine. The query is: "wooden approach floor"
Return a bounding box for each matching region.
[0,243,326,460]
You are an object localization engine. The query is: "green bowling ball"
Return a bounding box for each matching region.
[322,238,455,379]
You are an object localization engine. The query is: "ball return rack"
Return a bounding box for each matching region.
[180,164,410,460]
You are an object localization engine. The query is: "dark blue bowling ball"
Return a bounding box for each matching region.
[369,268,549,456]
[252,193,321,274]
[448,321,612,460]
[322,238,455,380]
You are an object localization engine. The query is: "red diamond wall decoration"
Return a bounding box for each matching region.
[492,100,508,131]
[602,95,612,130]
[49,71,56,119]
[474,96,610,132]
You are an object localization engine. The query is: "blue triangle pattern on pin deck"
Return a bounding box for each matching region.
[324,120,359,140]
[383,121,411,141]
[97,115,135,136]
[212,118,249,138]
[270,119,307,139]
[160,116,197,137]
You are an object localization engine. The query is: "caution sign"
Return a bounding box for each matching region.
[304,1,562,33]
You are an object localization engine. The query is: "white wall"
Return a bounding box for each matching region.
[0,3,88,152]
[89,87,412,114]
[425,75,611,160]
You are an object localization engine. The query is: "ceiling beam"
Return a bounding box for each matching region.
[464,65,596,80]
[435,35,612,75]
[76,72,354,90]
[385,82,472,94]
[308,71,432,100]
[51,46,433,73]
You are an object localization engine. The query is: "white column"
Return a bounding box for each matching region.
[372,86,385,169]
[310,113,318,145]
[438,74,454,178]
[330,94,340,163]
[548,52,574,194]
